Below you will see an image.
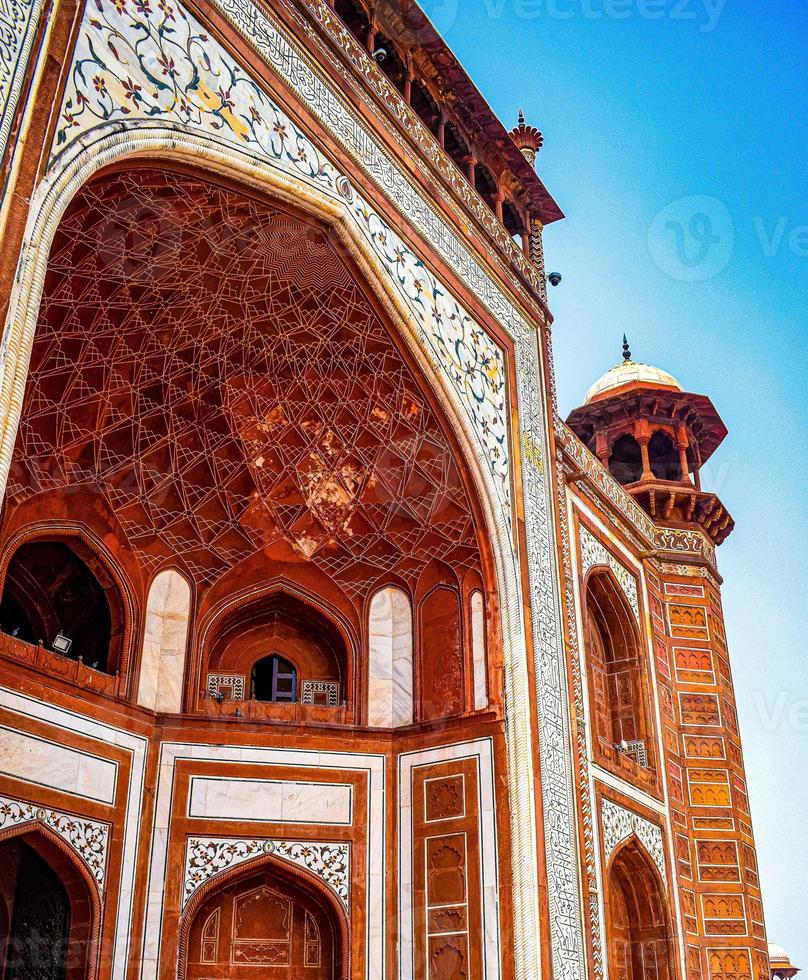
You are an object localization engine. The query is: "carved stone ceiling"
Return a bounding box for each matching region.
[8,169,482,599]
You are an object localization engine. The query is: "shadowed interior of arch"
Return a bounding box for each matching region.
[606,838,672,980]
[0,539,121,672]
[184,859,343,978]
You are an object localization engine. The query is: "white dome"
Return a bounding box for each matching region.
[769,944,791,964]
[584,359,682,405]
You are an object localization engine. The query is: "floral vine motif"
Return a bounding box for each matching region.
[601,799,667,884]
[0,794,110,890]
[183,837,350,909]
[579,525,640,623]
[53,0,510,522]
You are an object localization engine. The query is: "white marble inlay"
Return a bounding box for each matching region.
[0,725,117,804]
[137,569,191,714]
[471,590,488,711]
[368,587,413,728]
[188,777,353,825]
[0,687,148,980]
[602,798,667,884]
[183,836,350,909]
[398,738,501,980]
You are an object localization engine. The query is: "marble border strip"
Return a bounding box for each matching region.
[0,0,46,163]
[0,686,147,980]
[398,737,501,980]
[142,743,385,978]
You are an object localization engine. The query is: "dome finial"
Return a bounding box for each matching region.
[622,334,632,363]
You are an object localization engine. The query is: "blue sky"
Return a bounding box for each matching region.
[425,0,808,963]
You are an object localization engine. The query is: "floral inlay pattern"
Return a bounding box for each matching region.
[579,525,640,622]
[52,0,510,518]
[601,799,667,884]
[183,837,350,909]
[0,793,110,890]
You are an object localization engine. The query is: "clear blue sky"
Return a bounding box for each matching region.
[425,0,808,963]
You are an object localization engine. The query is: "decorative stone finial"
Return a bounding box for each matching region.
[509,110,544,168]
[622,334,632,362]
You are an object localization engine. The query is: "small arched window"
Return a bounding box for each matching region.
[608,434,643,485]
[0,539,122,673]
[368,587,413,727]
[474,163,498,213]
[607,839,672,980]
[648,430,682,481]
[252,654,297,703]
[584,570,648,763]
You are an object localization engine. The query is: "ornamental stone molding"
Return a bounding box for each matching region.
[0,793,110,891]
[0,0,45,163]
[601,798,667,885]
[183,836,350,910]
[579,524,640,623]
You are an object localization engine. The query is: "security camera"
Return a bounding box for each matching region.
[547,271,562,287]
[372,47,387,63]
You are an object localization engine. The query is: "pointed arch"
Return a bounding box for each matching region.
[0,524,133,679]
[178,851,349,980]
[584,567,652,768]
[137,568,192,713]
[605,835,675,980]
[0,123,534,974]
[0,822,102,980]
[367,585,413,727]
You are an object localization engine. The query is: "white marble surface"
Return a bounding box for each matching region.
[368,587,413,727]
[470,591,488,711]
[188,776,353,825]
[0,724,118,804]
[137,570,191,714]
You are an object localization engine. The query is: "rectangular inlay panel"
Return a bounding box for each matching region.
[188,776,353,825]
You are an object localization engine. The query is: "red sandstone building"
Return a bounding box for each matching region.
[0,0,772,977]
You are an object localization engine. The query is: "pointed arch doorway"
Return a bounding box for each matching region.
[605,838,673,980]
[0,829,98,980]
[183,860,345,979]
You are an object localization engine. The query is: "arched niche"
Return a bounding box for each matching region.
[0,536,125,674]
[137,568,191,713]
[416,561,464,722]
[606,837,673,980]
[584,568,651,768]
[470,589,487,711]
[0,826,100,980]
[648,430,682,482]
[206,589,350,710]
[179,856,348,980]
[609,433,643,485]
[367,586,413,727]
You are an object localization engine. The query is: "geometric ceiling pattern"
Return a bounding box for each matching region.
[8,169,481,598]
